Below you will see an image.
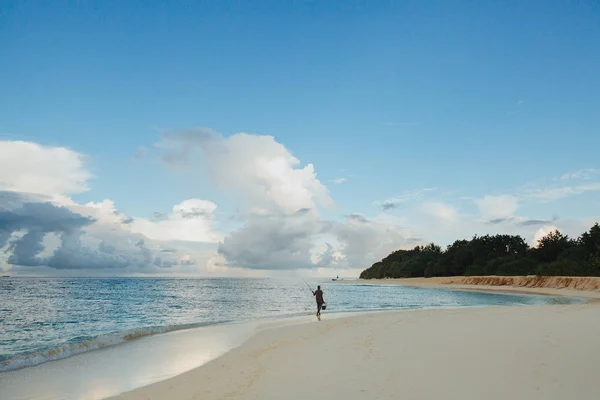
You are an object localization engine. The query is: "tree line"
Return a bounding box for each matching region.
[359,222,600,279]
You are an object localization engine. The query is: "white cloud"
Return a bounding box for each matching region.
[0,141,91,196]
[58,198,132,225]
[0,192,222,274]
[214,210,419,271]
[129,199,222,243]
[332,177,347,184]
[0,140,223,274]
[5,134,598,277]
[0,194,165,271]
[473,194,519,220]
[514,168,600,202]
[524,183,600,202]
[559,168,600,181]
[531,225,560,247]
[330,213,418,269]
[155,129,420,272]
[58,197,221,244]
[157,129,334,214]
[421,201,459,224]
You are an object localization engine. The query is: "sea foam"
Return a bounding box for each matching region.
[0,321,227,372]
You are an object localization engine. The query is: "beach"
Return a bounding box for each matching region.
[108,284,600,400]
[338,276,600,299]
[2,278,598,400]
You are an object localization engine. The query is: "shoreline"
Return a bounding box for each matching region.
[5,277,577,375]
[108,300,600,400]
[339,276,600,299]
[2,281,594,400]
[105,281,599,400]
[0,309,394,400]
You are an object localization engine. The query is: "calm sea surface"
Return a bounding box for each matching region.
[0,277,583,372]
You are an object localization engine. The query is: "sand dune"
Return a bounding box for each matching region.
[108,301,600,400]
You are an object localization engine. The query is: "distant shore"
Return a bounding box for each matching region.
[336,275,600,299]
[106,277,600,400]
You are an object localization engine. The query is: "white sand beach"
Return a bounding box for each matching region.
[108,287,600,400]
[338,276,600,299]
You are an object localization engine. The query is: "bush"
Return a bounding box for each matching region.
[464,263,485,276]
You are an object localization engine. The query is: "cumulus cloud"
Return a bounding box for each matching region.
[0,141,221,273]
[152,128,422,271]
[216,210,326,270]
[0,198,94,240]
[129,199,222,243]
[214,210,417,270]
[156,128,333,214]
[52,197,222,270]
[0,192,185,270]
[0,141,91,196]
[329,214,415,269]
[9,131,595,276]
[312,243,345,268]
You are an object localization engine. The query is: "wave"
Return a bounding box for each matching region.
[0,308,386,373]
[0,320,231,372]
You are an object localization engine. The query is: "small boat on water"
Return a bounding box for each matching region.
[331,275,341,281]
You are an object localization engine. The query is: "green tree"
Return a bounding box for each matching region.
[533,229,574,263]
[359,222,600,279]
[578,223,600,256]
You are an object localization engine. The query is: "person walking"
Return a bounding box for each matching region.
[312,285,325,320]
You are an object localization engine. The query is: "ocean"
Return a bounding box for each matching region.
[0,276,581,372]
[0,276,585,400]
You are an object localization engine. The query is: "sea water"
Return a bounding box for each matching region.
[0,277,585,400]
[0,276,582,372]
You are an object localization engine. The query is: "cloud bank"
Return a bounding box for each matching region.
[2,133,598,276]
[0,141,220,274]
[154,128,418,271]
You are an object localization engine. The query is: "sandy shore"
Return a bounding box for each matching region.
[340,276,600,299]
[108,299,600,399]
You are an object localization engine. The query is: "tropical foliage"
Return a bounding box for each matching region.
[359,223,600,279]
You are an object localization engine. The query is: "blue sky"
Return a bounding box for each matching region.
[1,1,599,276]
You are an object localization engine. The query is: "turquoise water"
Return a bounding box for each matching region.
[0,277,584,372]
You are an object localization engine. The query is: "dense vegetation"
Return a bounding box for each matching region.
[360,223,600,279]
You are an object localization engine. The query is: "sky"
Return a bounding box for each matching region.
[1,1,599,277]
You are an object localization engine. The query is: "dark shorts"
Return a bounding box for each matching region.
[317,301,324,307]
